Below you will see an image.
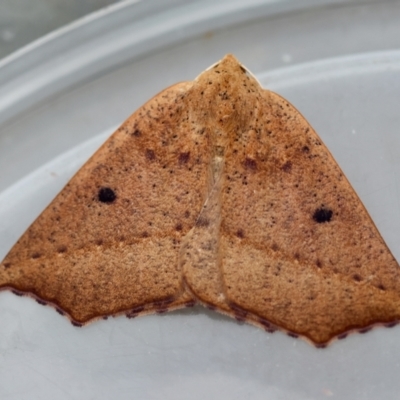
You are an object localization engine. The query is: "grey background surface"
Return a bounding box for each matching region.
[0,0,120,60]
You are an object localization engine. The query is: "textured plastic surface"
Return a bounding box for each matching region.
[1,1,400,399]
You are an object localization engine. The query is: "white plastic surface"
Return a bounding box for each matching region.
[1,1,400,399]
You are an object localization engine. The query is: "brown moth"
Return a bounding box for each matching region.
[1,54,399,346]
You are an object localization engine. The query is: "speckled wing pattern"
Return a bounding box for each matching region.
[0,80,205,322]
[1,55,399,346]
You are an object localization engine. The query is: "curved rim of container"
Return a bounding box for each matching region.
[0,0,357,126]
[262,48,400,89]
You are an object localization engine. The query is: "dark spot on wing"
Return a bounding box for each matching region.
[258,318,276,333]
[236,229,245,238]
[98,187,116,203]
[133,129,141,137]
[313,207,333,223]
[229,303,247,318]
[243,157,257,171]
[178,152,190,164]
[126,305,147,319]
[71,321,83,327]
[281,161,292,173]
[145,149,156,161]
[153,297,175,308]
[57,245,67,254]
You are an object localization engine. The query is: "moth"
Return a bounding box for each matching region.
[1,54,399,347]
